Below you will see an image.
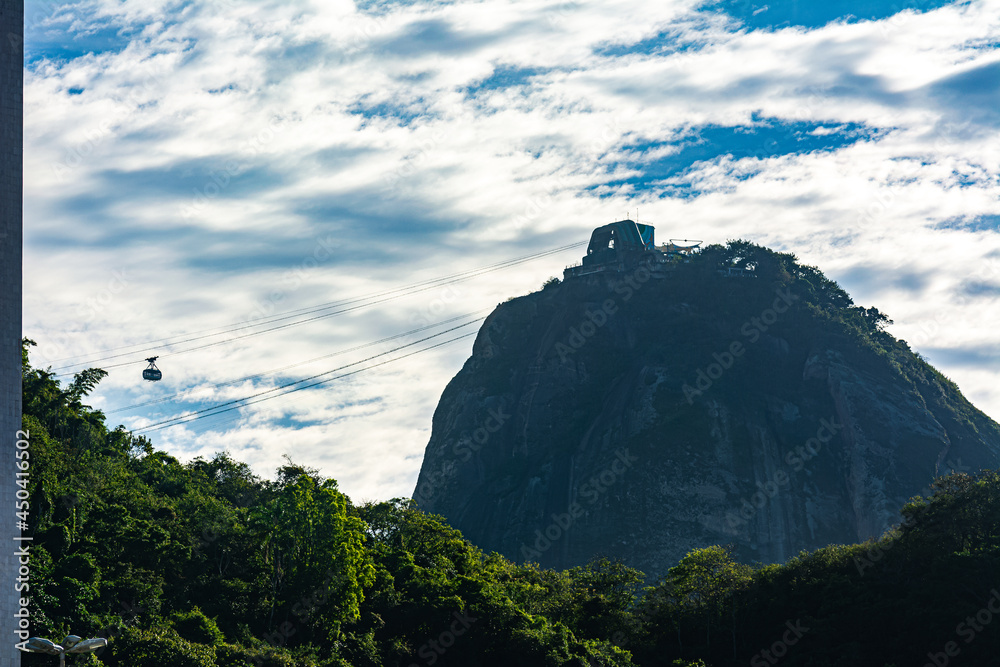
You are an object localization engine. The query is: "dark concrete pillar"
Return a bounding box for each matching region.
[1,1,22,663]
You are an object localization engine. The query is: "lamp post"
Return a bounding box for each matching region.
[21,635,108,666]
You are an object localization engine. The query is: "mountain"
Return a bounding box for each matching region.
[412,232,1000,576]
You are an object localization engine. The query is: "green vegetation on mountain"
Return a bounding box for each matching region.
[20,242,1000,665]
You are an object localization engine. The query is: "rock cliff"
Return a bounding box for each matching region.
[412,242,1000,576]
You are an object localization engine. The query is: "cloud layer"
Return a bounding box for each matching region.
[24,0,1000,501]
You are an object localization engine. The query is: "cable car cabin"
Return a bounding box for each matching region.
[143,357,162,382]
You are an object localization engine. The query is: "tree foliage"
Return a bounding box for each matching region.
[20,342,639,666]
[20,338,1000,666]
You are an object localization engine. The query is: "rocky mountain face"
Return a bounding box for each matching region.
[412,242,1000,577]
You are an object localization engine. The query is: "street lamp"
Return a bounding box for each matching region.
[21,635,108,666]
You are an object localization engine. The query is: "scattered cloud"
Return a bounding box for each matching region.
[23,0,1000,501]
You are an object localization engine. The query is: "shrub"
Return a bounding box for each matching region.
[172,607,225,646]
[104,626,216,667]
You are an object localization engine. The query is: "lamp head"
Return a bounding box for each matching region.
[66,637,108,654]
[22,637,62,655]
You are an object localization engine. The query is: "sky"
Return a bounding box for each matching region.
[22,0,1000,502]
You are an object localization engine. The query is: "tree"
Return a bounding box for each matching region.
[641,546,753,657]
[250,473,375,641]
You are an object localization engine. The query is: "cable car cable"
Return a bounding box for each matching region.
[135,328,479,433]
[55,263,505,376]
[133,319,484,432]
[49,241,584,371]
[107,309,492,414]
[138,331,477,434]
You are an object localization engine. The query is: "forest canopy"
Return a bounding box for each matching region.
[19,337,1000,667]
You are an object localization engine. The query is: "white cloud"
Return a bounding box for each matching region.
[24,0,1000,500]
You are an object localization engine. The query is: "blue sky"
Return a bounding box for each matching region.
[23,0,1000,501]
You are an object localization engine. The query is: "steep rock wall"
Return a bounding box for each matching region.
[413,267,1000,576]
